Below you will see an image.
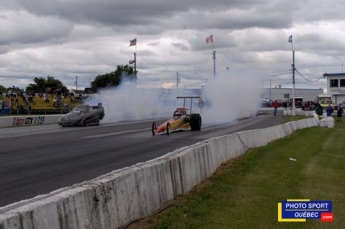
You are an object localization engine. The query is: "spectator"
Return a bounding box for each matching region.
[272,100,279,116]
[283,101,287,110]
[16,102,19,115]
[314,102,323,117]
[337,104,344,121]
[53,97,57,106]
[326,104,333,117]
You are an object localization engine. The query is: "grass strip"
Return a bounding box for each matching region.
[129,118,345,229]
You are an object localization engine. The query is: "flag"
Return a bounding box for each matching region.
[129,38,137,46]
[206,35,213,44]
[288,35,292,43]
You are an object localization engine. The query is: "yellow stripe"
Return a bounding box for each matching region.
[287,199,310,202]
[278,203,306,222]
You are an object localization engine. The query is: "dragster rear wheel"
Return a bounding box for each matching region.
[190,113,202,131]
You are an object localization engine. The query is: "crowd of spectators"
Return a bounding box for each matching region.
[262,100,319,111]
[0,90,89,114]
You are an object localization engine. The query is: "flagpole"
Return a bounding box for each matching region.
[292,50,295,111]
[290,35,296,113]
[134,38,137,86]
[206,35,216,79]
[212,39,216,79]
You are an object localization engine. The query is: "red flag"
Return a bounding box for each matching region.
[206,35,213,44]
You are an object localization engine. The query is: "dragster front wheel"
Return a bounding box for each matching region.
[166,122,170,135]
[152,122,156,136]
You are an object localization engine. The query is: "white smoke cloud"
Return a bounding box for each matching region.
[85,73,261,125]
[85,85,172,123]
[201,73,261,125]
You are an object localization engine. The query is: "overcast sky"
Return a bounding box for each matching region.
[1,0,344,91]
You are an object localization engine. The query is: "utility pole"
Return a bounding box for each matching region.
[75,76,78,90]
[269,79,272,102]
[176,72,180,88]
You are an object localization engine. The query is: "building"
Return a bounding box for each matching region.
[323,73,345,105]
[261,87,323,103]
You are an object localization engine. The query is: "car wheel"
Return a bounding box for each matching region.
[152,122,156,136]
[190,113,202,131]
[95,116,100,126]
[166,122,170,135]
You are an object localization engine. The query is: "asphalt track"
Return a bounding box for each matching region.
[0,112,286,207]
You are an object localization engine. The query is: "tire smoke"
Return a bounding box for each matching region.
[85,73,261,125]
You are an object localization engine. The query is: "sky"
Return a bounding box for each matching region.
[1,0,345,91]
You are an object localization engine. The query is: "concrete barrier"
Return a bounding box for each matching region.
[0,115,62,128]
[283,109,314,117]
[319,117,334,128]
[0,115,320,229]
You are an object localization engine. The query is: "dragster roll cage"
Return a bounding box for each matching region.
[176,96,202,114]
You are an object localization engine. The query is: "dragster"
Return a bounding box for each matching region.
[152,96,202,135]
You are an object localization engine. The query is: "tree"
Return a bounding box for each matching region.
[91,65,135,89]
[26,76,68,94]
[0,85,6,93]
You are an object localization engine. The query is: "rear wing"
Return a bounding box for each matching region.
[176,96,202,114]
[91,102,103,110]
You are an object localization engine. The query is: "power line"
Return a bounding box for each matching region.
[267,69,292,74]
[266,72,292,77]
[260,69,292,77]
[295,68,324,82]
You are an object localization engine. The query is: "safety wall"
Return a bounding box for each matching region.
[0,115,62,128]
[0,116,319,229]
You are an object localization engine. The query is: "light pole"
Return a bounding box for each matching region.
[176,72,180,88]
[269,79,272,103]
[75,76,78,90]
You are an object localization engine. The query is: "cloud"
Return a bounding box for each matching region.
[0,0,344,92]
[0,10,73,47]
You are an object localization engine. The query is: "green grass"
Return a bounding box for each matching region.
[129,119,345,229]
[284,115,312,123]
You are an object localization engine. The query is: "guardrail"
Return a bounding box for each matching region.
[0,115,62,128]
[0,114,319,229]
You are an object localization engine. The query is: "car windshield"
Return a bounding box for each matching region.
[73,106,88,113]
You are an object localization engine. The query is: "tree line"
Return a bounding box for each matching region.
[0,65,134,95]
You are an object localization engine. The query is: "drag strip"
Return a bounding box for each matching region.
[0,112,286,207]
